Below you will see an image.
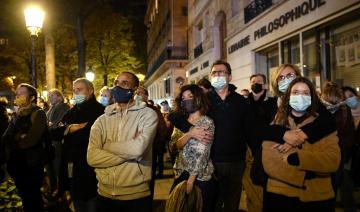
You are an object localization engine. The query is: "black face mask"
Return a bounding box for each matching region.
[251,83,263,94]
[111,86,134,103]
[181,99,198,114]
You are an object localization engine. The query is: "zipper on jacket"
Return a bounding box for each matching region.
[112,169,116,195]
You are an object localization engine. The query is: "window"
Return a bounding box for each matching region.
[330,19,360,90]
[255,44,279,91]
[281,35,300,65]
[231,0,240,17]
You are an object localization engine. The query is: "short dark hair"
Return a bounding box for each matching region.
[174,84,210,115]
[120,71,139,88]
[197,78,212,90]
[211,60,232,75]
[342,86,358,96]
[250,74,267,84]
[17,83,37,103]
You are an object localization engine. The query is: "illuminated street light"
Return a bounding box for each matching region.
[86,67,95,82]
[24,3,45,88]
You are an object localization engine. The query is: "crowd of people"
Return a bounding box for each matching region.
[0,61,359,212]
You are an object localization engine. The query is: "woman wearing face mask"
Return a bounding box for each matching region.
[342,86,360,188]
[98,86,112,107]
[259,64,336,154]
[321,82,357,212]
[262,77,340,211]
[2,83,47,211]
[168,84,216,212]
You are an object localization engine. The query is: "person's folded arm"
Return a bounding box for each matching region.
[87,117,127,168]
[106,110,159,159]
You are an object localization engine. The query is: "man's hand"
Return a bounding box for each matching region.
[69,123,87,133]
[283,129,305,147]
[188,127,213,144]
[186,176,196,194]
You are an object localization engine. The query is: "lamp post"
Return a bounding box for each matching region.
[24,4,45,88]
[86,67,95,82]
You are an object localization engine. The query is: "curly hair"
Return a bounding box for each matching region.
[173,84,210,115]
[274,77,319,126]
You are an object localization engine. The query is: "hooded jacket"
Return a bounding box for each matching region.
[87,102,158,200]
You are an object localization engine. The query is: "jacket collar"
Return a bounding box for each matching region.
[104,101,147,115]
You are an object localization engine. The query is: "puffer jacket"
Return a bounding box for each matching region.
[262,115,340,202]
[87,102,158,200]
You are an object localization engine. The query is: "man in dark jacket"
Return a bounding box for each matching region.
[2,83,47,212]
[208,60,254,212]
[51,78,104,212]
[46,89,70,194]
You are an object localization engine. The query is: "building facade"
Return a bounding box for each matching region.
[144,0,188,105]
[186,0,360,93]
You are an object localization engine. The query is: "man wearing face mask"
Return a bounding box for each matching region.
[208,60,255,212]
[87,72,158,211]
[50,78,104,212]
[1,83,47,211]
[45,89,70,196]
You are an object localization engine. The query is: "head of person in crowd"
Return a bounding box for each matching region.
[271,64,302,97]
[250,74,267,95]
[274,77,319,126]
[135,86,149,104]
[111,71,139,105]
[160,100,170,113]
[71,78,95,105]
[320,81,346,114]
[209,60,232,91]
[48,89,64,106]
[37,97,49,111]
[0,96,8,108]
[147,99,154,106]
[98,86,112,107]
[342,86,359,110]
[240,89,250,98]
[197,78,212,93]
[14,83,38,110]
[174,84,210,116]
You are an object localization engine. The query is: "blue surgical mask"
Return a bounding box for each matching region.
[111,86,134,103]
[346,96,359,109]
[99,96,109,107]
[289,95,311,113]
[71,94,87,105]
[211,76,228,90]
[278,78,294,93]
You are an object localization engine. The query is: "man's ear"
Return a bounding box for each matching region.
[30,96,36,103]
[228,74,232,82]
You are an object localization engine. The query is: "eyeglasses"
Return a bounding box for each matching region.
[278,73,296,82]
[210,70,228,76]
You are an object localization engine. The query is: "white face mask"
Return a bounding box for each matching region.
[289,95,311,113]
[211,76,228,90]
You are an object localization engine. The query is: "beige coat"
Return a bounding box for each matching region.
[262,115,340,202]
[87,102,158,200]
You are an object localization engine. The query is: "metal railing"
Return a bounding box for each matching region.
[244,0,272,23]
[146,46,188,79]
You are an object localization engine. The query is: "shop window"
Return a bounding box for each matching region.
[303,29,322,92]
[281,35,300,65]
[255,44,279,94]
[330,19,360,90]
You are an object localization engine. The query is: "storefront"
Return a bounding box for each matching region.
[227,0,360,93]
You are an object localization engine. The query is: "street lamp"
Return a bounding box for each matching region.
[86,67,95,82]
[24,4,45,88]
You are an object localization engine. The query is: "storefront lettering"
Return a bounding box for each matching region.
[254,0,326,41]
[228,35,250,54]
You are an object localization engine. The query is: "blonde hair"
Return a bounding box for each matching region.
[321,81,344,103]
[73,78,94,92]
[270,64,301,97]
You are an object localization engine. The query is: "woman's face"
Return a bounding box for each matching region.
[290,82,310,96]
[344,90,356,99]
[278,66,297,84]
[100,90,111,98]
[182,90,194,101]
